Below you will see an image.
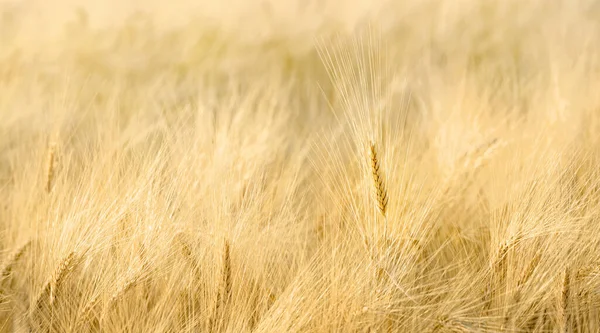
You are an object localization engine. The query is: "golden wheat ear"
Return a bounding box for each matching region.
[0,240,32,281]
[32,251,80,311]
[175,232,202,282]
[106,269,141,311]
[559,267,570,332]
[44,142,57,193]
[209,239,232,330]
[369,141,388,218]
[79,292,101,325]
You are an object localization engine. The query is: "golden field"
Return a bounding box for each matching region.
[2,0,600,332]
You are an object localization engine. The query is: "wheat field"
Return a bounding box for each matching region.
[1,0,600,332]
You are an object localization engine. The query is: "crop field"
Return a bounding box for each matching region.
[1,0,600,332]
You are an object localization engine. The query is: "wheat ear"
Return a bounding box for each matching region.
[491,235,522,274]
[105,244,150,315]
[32,251,79,314]
[103,270,140,315]
[220,240,232,303]
[504,251,542,328]
[209,239,232,330]
[175,232,202,282]
[518,252,541,288]
[483,235,521,310]
[559,267,570,332]
[0,241,31,280]
[79,293,101,323]
[45,142,57,193]
[369,142,388,218]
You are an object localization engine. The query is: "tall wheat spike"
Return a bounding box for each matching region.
[79,292,101,323]
[0,240,31,280]
[104,245,150,317]
[209,239,232,331]
[45,142,57,193]
[559,267,570,332]
[369,142,388,218]
[517,252,541,288]
[483,235,521,311]
[30,250,80,333]
[105,269,140,313]
[175,232,202,282]
[32,251,79,311]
